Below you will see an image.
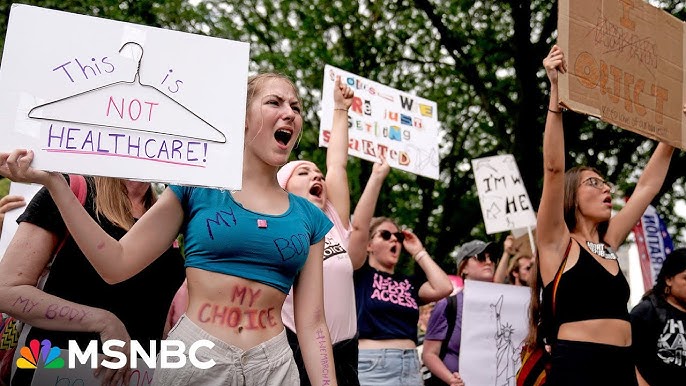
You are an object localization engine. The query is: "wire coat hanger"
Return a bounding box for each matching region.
[28,41,227,144]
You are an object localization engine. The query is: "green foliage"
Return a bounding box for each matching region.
[0,177,9,197]
[1,1,684,276]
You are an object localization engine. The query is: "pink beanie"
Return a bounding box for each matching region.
[277,160,316,189]
[277,160,340,224]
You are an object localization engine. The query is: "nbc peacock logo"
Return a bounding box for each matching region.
[16,339,65,369]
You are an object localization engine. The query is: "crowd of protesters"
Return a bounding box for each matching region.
[0,43,685,386]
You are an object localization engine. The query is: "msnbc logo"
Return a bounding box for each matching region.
[16,339,65,369]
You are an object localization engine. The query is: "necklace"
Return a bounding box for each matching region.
[586,241,618,260]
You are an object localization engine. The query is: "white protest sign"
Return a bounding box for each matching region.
[0,182,42,262]
[0,4,249,189]
[459,280,530,386]
[320,65,440,179]
[31,352,154,386]
[471,154,537,234]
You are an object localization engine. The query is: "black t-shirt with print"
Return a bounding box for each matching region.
[630,295,686,386]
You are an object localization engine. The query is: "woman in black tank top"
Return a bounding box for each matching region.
[529,45,681,386]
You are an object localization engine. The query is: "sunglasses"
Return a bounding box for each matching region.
[581,176,616,194]
[472,252,497,264]
[376,229,405,243]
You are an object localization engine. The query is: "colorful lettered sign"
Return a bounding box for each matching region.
[319,65,440,179]
[0,4,249,189]
[558,0,686,149]
[471,154,537,234]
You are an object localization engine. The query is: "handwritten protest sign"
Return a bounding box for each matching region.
[459,280,530,386]
[320,65,440,179]
[471,154,536,234]
[558,0,686,149]
[32,353,154,386]
[0,182,41,262]
[0,4,249,189]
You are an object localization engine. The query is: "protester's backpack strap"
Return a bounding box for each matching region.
[551,238,572,316]
[438,294,458,360]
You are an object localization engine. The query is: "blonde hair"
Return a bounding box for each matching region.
[368,216,398,238]
[246,73,301,109]
[93,177,156,230]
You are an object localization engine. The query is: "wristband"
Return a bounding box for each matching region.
[548,108,562,114]
[334,108,348,112]
[414,250,429,262]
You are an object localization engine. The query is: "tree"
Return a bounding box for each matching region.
[197,0,685,273]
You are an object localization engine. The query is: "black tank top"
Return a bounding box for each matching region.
[543,240,630,328]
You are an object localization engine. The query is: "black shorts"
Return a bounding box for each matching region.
[547,339,637,386]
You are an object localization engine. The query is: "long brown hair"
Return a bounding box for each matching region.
[563,165,609,240]
[93,177,156,230]
[525,166,609,347]
[524,254,542,347]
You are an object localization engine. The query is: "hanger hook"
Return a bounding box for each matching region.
[118,41,144,79]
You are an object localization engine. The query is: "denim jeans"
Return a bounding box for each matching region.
[152,314,299,386]
[358,348,423,386]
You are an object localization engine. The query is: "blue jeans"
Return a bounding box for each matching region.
[358,348,423,386]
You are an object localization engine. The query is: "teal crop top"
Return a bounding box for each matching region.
[169,185,332,294]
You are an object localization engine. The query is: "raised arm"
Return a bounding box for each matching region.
[605,141,675,249]
[0,150,183,283]
[536,45,571,283]
[494,235,516,284]
[293,240,338,386]
[348,157,390,269]
[325,77,354,228]
[0,223,131,384]
[404,230,452,303]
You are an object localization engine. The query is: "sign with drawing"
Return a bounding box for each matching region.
[0,4,249,189]
[471,154,537,234]
[319,65,440,179]
[459,280,530,386]
[558,0,686,149]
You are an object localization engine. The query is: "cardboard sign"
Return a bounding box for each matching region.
[319,65,440,179]
[558,0,686,149]
[471,154,537,234]
[0,4,249,189]
[459,280,530,386]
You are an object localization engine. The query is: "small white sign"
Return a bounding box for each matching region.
[471,154,537,234]
[320,65,440,179]
[459,280,530,386]
[0,4,249,189]
[0,182,41,262]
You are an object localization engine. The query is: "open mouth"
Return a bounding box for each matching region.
[603,196,612,205]
[390,245,398,254]
[309,184,323,198]
[274,129,293,146]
